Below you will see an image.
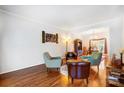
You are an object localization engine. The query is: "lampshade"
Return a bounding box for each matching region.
[119,48,124,53]
[63,36,71,42]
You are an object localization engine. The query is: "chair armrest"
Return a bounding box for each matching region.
[51,58,61,61]
[46,58,62,67]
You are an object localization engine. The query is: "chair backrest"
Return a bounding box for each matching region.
[43,52,51,61]
[67,62,90,79]
[92,52,102,60]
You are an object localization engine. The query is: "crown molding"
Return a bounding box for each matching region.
[72,16,123,30]
[0,8,68,32]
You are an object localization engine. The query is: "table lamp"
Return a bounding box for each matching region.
[63,36,71,53]
[120,48,124,66]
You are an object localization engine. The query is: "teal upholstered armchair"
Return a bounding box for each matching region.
[43,52,62,71]
[80,52,102,72]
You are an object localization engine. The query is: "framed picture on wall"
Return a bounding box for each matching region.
[42,31,58,43]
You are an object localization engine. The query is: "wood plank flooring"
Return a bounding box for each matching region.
[0,63,107,87]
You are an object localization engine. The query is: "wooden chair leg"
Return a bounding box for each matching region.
[86,78,88,84]
[97,65,99,72]
[71,78,74,84]
[68,76,70,83]
[57,68,60,71]
[47,68,49,72]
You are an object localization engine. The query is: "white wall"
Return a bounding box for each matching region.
[122,17,124,48]
[109,18,123,57]
[0,11,66,74]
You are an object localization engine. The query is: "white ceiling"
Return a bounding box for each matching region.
[0,5,124,31]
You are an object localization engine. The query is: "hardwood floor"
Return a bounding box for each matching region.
[0,62,107,87]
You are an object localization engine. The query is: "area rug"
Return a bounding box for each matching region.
[60,65,68,76]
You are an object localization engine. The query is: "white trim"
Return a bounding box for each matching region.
[71,16,123,31]
[0,8,68,32]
